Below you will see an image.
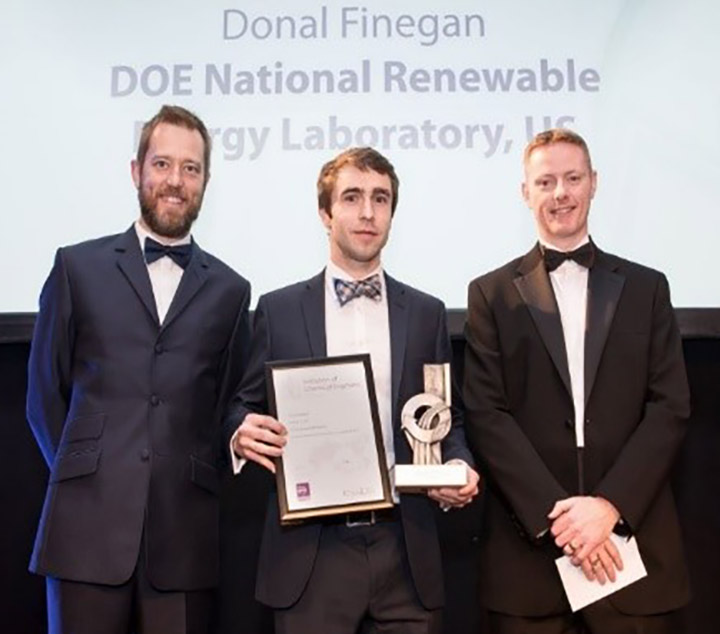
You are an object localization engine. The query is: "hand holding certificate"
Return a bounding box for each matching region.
[232,413,287,474]
[266,354,393,523]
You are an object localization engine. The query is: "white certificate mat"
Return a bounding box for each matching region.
[267,354,393,523]
[555,534,647,612]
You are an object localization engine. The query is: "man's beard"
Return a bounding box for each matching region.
[138,184,203,239]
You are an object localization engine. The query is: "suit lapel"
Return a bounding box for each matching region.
[114,226,159,325]
[386,274,409,422]
[513,245,573,397]
[584,250,625,404]
[161,241,209,331]
[300,272,327,357]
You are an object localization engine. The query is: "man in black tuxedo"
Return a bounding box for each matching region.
[27,105,251,634]
[463,129,690,633]
[224,147,480,634]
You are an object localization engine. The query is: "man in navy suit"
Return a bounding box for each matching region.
[463,129,690,633]
[27,105,251,634]
[224,147,480,634]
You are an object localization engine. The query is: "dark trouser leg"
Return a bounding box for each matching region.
[46,535,213,634]
[488,600,685,634]
[47,576,133,634]
[582,599,685,634]
[275,520,440,634]
[135,567,214,634]
[362,521,442,634]
[135,533,214,634]
[487,610,582,634]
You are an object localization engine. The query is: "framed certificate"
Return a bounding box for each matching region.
[266,354,393,523]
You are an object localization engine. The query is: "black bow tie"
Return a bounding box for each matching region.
[543,242,595,272]
[333,274,382,307]
[144,237,192,269]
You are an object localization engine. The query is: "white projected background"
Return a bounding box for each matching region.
[1,0,718,311]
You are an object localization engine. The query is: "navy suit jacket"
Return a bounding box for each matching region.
[464,244,691,616]
[27,226,250,590]
[224,271,473,610]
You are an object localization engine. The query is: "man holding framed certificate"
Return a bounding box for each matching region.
[224,147,479,634]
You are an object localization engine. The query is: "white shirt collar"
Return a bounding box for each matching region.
[538,234,590,253]
[325,260,383,283]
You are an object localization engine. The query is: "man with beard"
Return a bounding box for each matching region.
[26,105,251,634]
[224,147,479,634]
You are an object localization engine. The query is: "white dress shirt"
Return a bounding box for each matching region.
[325,261,395,473]
[540,236,590,447]
[134,221,190,324]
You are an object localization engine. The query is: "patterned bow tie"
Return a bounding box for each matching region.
[333,274,382,307]
[144,237,192,269]
[543,242,595,272]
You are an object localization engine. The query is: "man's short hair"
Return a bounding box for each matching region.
[524,128,593,172]
[136,105,212,185]
[317,147,400,216]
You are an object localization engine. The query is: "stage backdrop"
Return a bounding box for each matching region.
[1,335,719,634]
[1,0,719,312]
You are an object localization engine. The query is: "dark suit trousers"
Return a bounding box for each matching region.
[488,599,685,634]
[274,519,442,634]
[46,535,214,634]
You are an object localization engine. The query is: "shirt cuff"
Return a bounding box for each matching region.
[229,426,246,475]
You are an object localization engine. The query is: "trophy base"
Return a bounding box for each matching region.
[394,463,467,491]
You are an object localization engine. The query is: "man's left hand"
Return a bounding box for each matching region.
[548,496,620,563]
[427,460,481,509]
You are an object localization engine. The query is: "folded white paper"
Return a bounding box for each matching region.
[555,534,647,612]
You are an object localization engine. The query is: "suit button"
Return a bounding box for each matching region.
[150,394,160,406]
[140,449,150,461]
[564,419,573,428]
[154,343,164,354]
[585,418,591,425]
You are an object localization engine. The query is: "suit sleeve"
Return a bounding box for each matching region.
[592,274,690,531]
[223,294,272,449]
[433,301,474,467]
[463,279,567,539]
[213,278,251,433]
[26,249,75,467]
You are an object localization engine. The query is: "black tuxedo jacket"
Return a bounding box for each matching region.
[27,226,250,590]
[463,244,690,616]
[224,271,473,610]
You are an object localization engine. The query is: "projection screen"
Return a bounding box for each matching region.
[1,0,718,311]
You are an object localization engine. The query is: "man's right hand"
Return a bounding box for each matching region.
[232,414,287,473]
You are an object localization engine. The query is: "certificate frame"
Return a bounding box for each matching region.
[266,354,393,524]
